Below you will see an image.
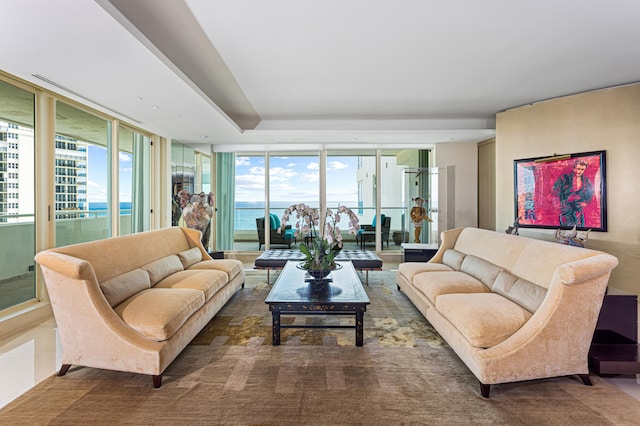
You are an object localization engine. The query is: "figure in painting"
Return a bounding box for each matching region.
[410,197,432,243]
[552,159,594,227]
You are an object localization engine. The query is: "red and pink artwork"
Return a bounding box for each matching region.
[514,151,606,231]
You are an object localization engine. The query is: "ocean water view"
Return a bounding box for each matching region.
[234,201,298,231]
[88,202,132,216]
[234,201,364,231]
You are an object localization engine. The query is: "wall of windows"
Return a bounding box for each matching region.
[226,149,426,251]
[0,74,153,326]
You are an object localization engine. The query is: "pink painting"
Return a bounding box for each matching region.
[514,151,606,231]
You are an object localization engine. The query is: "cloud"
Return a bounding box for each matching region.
[307,162,319,170]
[269,167,298,182]
[299,172,319,182]
[236,173,266,189]
[119,152,131,162]
[249,166,265,175]
[236,156,251,166]
[328,161,348,170]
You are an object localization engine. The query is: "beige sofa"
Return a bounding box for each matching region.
[396,227,618,398]
[34,227,244,388]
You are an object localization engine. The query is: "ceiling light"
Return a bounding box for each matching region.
[151,105,159,110]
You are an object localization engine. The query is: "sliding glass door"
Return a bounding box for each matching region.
[54,101,110,246]
[0,79,36,311]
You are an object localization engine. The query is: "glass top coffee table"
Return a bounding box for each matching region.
[265,260,370,346]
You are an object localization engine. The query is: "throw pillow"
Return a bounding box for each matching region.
[143,255,184,285]
[177,247,203,269]
[442,249,466,270]
[460,255,503,288]
[100,268,151,307]
[492,271,548,313]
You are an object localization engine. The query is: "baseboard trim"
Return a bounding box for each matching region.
[0,302,53,341]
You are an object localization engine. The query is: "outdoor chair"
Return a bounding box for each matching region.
[256,214,296,249]
[356,215,391,249]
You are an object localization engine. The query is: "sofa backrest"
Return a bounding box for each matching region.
[48,227,196,283]
[450,227,603,289]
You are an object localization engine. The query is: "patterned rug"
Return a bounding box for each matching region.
[2,269,639,425]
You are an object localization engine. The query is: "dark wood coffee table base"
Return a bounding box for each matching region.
[270,303,367,346]
[265,261,370,346]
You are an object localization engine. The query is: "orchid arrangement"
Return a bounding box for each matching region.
[278,203,360,271]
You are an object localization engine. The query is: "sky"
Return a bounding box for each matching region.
[235,155,358,205]
[86,145,132,203]
[87,150,357,206]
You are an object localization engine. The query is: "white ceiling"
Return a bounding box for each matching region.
[1,0,639,151]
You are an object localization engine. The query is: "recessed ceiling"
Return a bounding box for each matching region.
[1,0,639,150]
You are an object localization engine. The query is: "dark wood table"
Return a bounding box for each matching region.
[265,261,370,346]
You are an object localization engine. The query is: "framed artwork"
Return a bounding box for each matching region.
[513,150,607,231]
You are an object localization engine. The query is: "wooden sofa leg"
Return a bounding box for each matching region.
[58,364,71,377]
[152,374,162,388]
[578,374,592,386]
[480,382,491,398]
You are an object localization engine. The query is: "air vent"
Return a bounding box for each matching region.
[31,74,143,124]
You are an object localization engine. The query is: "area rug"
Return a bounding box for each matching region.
[1,269,639,425]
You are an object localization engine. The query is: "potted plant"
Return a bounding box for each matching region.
[278,203,360,280]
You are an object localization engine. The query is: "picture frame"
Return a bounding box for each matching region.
[513,150,607,231]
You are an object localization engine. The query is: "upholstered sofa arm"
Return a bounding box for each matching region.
[553,253,619,285]
[429,227,464,264]
[179,227,213,260]
[34,250,96,281]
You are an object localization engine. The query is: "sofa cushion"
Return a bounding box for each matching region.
[413,271,490,304]
[154,269,229,301]
[177,247,203,269]
[492,271,548,313]
[188,259,243,281]
[436,293,532,348]
[442,249,466,270]
[114,288,204,341]
[460,255,503,289]
[143,255,184,285]
[398,262,453,282]
[99,268,151,307]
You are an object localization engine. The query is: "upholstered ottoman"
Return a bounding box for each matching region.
[255,249,383,284]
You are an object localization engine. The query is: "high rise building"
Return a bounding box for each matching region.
[0,120,88,223]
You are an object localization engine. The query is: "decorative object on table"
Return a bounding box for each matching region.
[279,203,360,280]
[513,150,607,231]
[505,217,520,235]
[409,197,432,243]
[178,190,215,247]
[554,225,591,247]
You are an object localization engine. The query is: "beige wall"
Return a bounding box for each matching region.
[478,138,496,230]
[496,83,640,294]
[435,142,478,229]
